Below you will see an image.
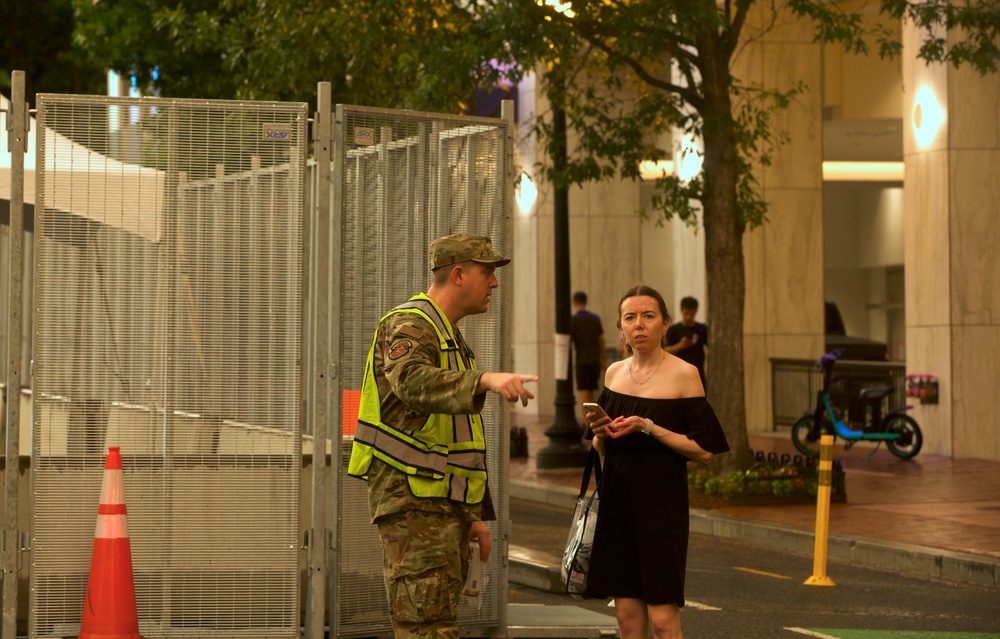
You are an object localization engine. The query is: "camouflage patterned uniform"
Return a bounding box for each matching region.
[367,310,495,638]
[378,511,471,639]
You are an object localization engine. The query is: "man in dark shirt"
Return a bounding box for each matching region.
[570,291,607,410]
[665,296,708,390]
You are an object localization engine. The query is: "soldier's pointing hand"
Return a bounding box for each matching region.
[479,372,539,407]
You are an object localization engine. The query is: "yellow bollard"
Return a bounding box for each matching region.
[805,434,836,586]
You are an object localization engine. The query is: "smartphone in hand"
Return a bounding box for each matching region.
[582,402,608,419]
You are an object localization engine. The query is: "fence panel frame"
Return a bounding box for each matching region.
[328,102,514,638]
[30,94,307,639]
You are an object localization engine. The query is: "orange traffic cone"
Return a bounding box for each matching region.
[78,446,141,639]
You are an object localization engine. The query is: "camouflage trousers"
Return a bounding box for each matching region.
[378,510,472,639]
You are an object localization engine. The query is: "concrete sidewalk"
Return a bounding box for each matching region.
[506,413,1000,593]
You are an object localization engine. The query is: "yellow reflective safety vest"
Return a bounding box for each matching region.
[347,294,488,505]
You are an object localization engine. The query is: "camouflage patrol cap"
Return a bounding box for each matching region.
[429,233,511,270]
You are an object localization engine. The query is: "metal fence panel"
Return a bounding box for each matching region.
[331,105,512,638]
[770,359,824,428]
[31,94,306,639]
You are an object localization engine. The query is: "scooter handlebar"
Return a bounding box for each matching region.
[814,349,845,372]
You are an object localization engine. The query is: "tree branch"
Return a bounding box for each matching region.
[530,5,705,107]
[540,2,701,66]
[726,0,754,56]
[612,1,699,51]
[581,32,704,108]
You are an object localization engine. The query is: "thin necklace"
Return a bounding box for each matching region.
[629,352,665,385]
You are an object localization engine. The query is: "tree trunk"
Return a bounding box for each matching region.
[699,65,753,473]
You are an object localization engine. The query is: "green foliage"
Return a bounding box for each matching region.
[73,0,278,99]
[788,0,1000,76]
[487,0,810,230]
[70,0,509,112]
[703,475,723,497]
[54,0,1000,214]
[0,0,105,104]
[878,0,1000,74]
[492,0,999,231]
[688,465,711,492]
[787,0,874,55]
[689,460,824,502]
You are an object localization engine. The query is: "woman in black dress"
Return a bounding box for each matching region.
[584,285,729,639]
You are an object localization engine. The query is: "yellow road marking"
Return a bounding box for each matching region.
[734,566,792,580]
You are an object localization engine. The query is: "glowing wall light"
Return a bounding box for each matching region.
[675,132,703,182]
[911,85,945,148]
[638,160,676,180]
[515,172,537,215]
[822,161,904,182]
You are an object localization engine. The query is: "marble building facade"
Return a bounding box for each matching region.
[508,9,1000,462]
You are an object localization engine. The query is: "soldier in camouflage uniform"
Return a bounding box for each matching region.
[348,233,538,639]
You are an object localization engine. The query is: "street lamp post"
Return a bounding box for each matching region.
[535,97,588,470]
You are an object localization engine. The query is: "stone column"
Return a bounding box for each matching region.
[512,72,544,415]
[514,72,647,415]
[736,9,826,433]
[902,22,1000,460]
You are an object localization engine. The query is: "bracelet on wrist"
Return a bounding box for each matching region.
[642,418,654,435]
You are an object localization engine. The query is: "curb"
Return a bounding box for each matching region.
[689,509,1000,589]
[508,546,564,593]
[509,480,1000,592]
[510,479,579,509]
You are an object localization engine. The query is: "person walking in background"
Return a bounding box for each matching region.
[665,296,708,390]
[570,290,608,412]
[584,285,729,639]
[348,233,538,639]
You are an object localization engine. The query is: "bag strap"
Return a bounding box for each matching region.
[578,447,602,498]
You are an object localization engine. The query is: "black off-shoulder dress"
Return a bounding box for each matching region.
[583,388,730,605]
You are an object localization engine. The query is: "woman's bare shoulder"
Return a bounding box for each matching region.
[605,358,628,386]
[660,356,704,398]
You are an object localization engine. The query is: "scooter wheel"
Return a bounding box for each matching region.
[884,414,923,459]
[791,416,827,457]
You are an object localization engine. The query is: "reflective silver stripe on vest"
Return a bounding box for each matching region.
[449,474,469,501]
[447,448,487,471]
[394,297,476,445]
[354,421,448,477]
[453,414,473,448]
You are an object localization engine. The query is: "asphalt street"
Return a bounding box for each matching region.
[507,498,1000,638]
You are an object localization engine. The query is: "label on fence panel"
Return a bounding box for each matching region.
[354,127,376,146]
[262,123,292,141]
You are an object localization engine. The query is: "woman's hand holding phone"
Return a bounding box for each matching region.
[582,402,607,418]
[583,402,612,440]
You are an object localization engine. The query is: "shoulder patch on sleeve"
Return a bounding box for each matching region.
[397,324,423,339]
[388,339,414,360]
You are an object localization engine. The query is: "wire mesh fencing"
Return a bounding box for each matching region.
[331,104,513,638]
[31,94,307,639]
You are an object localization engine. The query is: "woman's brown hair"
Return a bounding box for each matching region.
[616,285,672,357]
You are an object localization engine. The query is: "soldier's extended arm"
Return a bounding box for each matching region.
[382,316,485,416]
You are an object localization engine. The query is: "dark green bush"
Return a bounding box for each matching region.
[687,452,838,502]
